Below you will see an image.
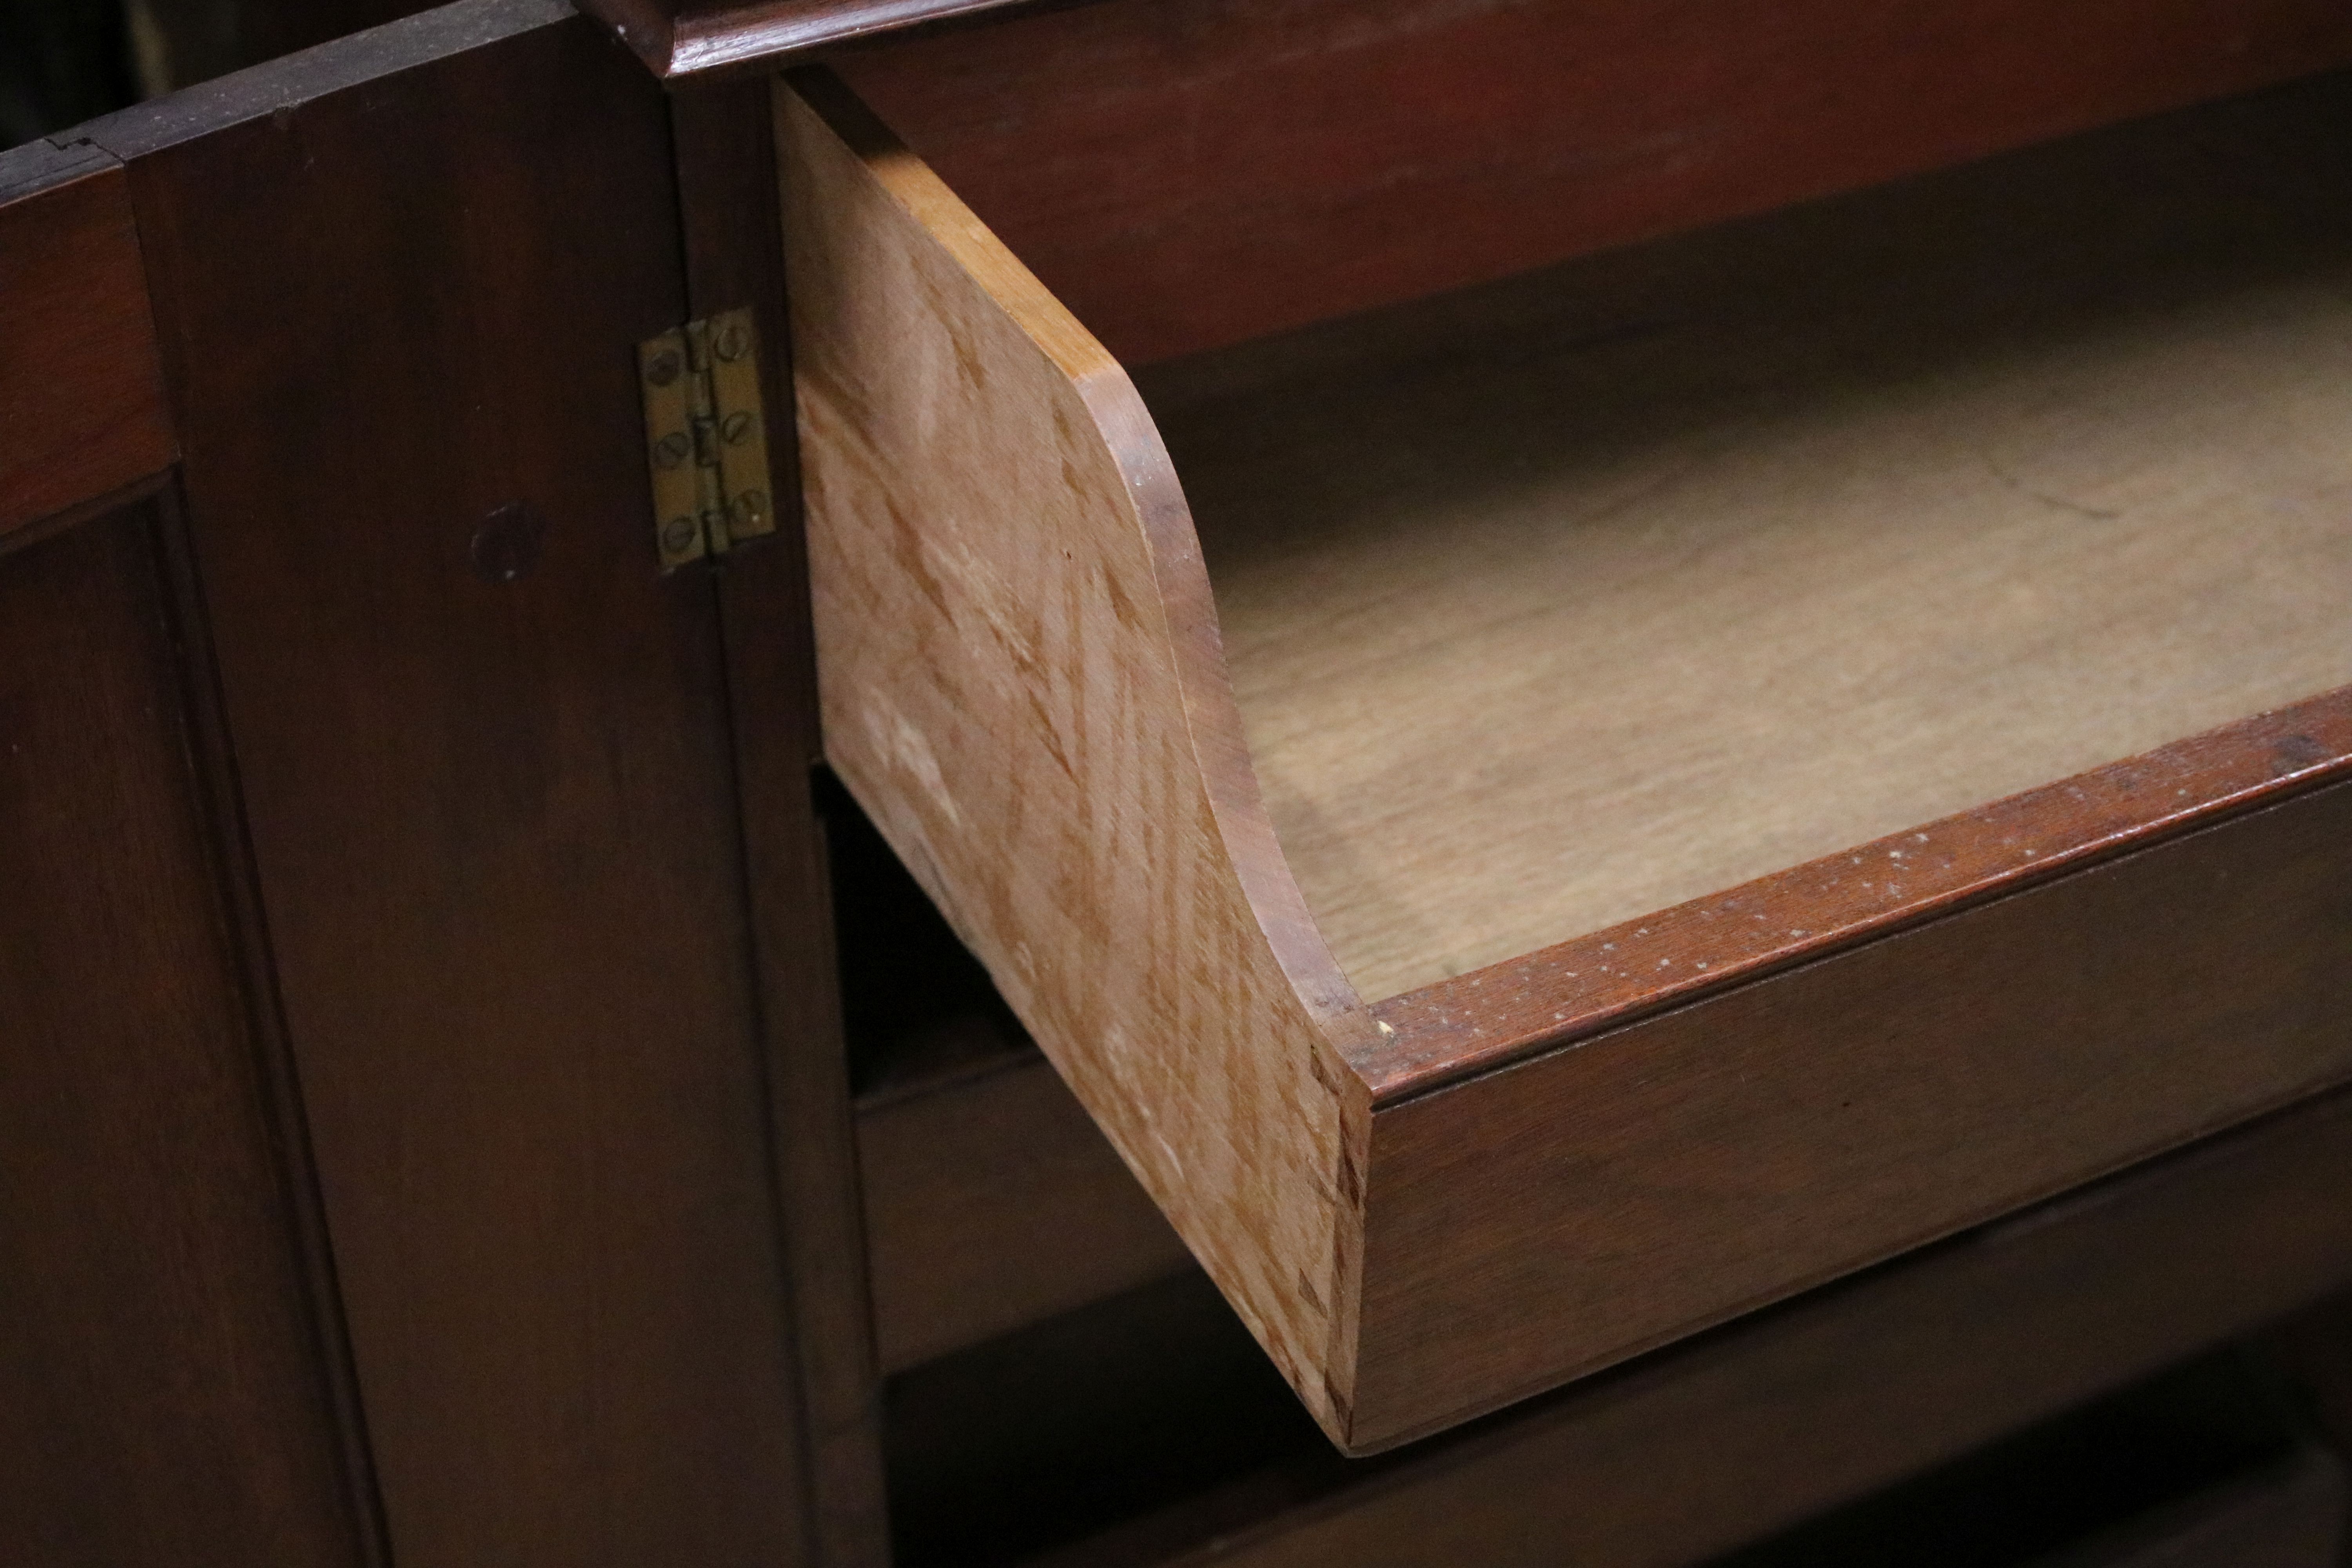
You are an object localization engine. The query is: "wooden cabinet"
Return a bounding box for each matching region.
[772,26,2352,1446]
[2,12,868,1563]
[10,0,2352,1561]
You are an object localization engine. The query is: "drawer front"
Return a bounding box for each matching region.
[777,69,2352,1448]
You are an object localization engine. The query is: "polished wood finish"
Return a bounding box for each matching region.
[0,495,377,1568]
[783,64,2352,1449]
[64,5,820,1560]
[860,1050,1189,1371]
[1049,1088,2352,1567]
[673,75,894,1567]
[836,0,2352,363]
[1355,764,2352,1446]
[0,142,173,542]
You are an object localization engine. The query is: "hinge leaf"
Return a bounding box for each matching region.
[639,307,777,572]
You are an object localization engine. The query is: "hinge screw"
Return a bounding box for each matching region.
[733,490,770,528]
[652,431,691,469]
[645,349,684,387]
[720,411,755,445]
[661,516,699,555]
[713,322,753,362]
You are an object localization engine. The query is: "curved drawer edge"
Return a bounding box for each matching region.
[775,69,1378,1432]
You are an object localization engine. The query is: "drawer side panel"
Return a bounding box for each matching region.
[776,73,1374,1430]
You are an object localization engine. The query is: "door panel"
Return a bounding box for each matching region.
[0,498,371,1568]
[70,7,820,1562]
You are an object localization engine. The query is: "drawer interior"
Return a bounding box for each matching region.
[1130,75,2352,999]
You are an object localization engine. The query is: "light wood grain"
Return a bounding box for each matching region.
[775,71,1377,1434]
[1138,81,2352,1000]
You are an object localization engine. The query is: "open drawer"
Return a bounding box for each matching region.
[774,67,2352,1450]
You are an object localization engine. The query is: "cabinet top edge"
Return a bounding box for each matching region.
[581,0,1064,80]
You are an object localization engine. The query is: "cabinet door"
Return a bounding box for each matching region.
[2,5,870,1563]
[0,144,371,1568]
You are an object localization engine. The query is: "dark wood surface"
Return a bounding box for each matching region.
[0,495,377,1568]
[1700,1360,2344,1568]
[15,6,2349,1561]
[673,75,894,1568]
[575,0,1047,79]
[1050,1087,2352,1567]
[62,6,820,1562]
[833,0,2352,364]
[0,142,173,540]
[1349,766,2352,1448]
[859,1050,1191,1372]
[2058,1448,2346,1568]
[134,0,445,94]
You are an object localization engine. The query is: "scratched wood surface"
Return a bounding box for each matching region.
[775,70,1377,1435]
[1136,74,2352,1002]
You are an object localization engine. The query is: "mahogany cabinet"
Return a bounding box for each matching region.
[3,11,869,1563]
[8,0,2352,1562]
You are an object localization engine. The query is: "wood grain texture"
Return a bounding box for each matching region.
[1076,1089,2352,1568]
[0,143,173,541]
[777,69,1376,1433]
[835,0,2352,365]
[90,9,817,1562]
[673,76,893,1567]
[1352,774,2352,1448]
[858,1050,1191,1371]
[795,64,2352,1448]
[1143,78,2352,1001]
[0,499,371,1568]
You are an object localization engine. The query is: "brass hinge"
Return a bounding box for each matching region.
[637,307,778,572]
